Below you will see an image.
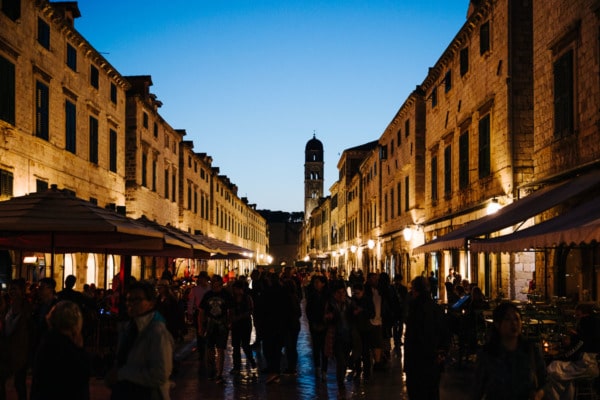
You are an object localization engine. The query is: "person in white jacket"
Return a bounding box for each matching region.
[106,280,174,400]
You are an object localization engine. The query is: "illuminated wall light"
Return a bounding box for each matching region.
[486,198,501,215]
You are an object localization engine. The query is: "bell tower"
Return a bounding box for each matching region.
[304,134,324,222]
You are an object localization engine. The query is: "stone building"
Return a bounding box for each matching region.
[378,89,426,283]
[0,0,268,287]
[525,0,600,301]
[416,0,536,299]
[124,75,182,226]
[300,0,600,302]
[0,1,130,285]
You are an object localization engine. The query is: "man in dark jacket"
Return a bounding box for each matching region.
[404,276,450,400]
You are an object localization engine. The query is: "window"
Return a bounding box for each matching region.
[0,169,13,197]
[444,70,452,93]
[431,156,438,202]
[404,177,410,212]
[0,56,15,125]
[431,86,438,108]
[478,114,491,178]
[152,159,157,191]
[171,171,176,202]
[65,100,76,153]
[141,152,148,187]
[396,183,402,215]
[36,179,48,193]
[553,50,574,138]
[459,131,469,189]
[405,119,410,138]
[142,112,148,128]
[109,129,117,172]
[36,81,49,140]
[379,144,387,160]
[164,168,169,198]
[153,122,158,137]
[390,188,394,218]
[480,21,490,55]
[37,18,50,49]
[187,184,192,210]
[383,194,388,222]
[110,83,117,104]
[444,145,452,196]
[90,65,99,89]
[460,47,469,76]
[2,0,20,21]
[397,129,401,145]
[66,43,77,71]
[89,116,98,164]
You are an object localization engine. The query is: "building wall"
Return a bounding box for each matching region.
[0,0,267,286]
[124,76,182,225]
[0,0,128,205]
[532,0,600,178]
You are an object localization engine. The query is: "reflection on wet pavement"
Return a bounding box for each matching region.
[171,300,471,400]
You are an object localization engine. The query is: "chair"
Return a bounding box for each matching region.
[573,377,599,399]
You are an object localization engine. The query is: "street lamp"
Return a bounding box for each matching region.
[403,226,413,241]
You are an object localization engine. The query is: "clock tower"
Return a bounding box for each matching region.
[304,134,324,222]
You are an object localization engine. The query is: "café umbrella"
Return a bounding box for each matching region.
[0,186,171,274]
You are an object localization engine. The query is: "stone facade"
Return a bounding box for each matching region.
[300,0,599,302]
[0,0,128,205]
[0,0,267,287]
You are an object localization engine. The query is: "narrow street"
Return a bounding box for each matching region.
[165,301,473,400]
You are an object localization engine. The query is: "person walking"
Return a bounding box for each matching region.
[105,280,174,400]
[349,282,374,382]
[198,274,232,384]
[365,272,386,370]
[156,280,185,342]
[186,271,210,372]
[30,300,91,400]
[324,280,352,400]
[259,272,287,384]
[391,274,408,359]
[305,275,330,380]
[404,276,450,400]
[282,278,302,375]
[229,280,256,375]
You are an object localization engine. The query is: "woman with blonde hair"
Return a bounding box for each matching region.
[31,300,91,400]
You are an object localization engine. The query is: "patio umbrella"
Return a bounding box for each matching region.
[134,216,215,258]
[0,186,169,271]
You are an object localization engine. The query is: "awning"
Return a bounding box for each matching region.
[413,169,600,254]
[192,235,253,260]
[470,196,600,253]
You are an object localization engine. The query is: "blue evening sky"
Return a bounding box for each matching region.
[74,1,469,213]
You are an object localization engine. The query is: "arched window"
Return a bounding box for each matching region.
[86,253,96,285]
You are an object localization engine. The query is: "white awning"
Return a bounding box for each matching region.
[413,169,600,254]
[470,197,600,253]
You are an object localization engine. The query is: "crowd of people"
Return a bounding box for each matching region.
[0,266,598,400]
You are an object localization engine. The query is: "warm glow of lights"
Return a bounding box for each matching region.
[486,198,501,215]
[23,256,37,263]
[367,239,375,249]
[303,255,310,262]
[403,226,413,241]
[350,245,357,253]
